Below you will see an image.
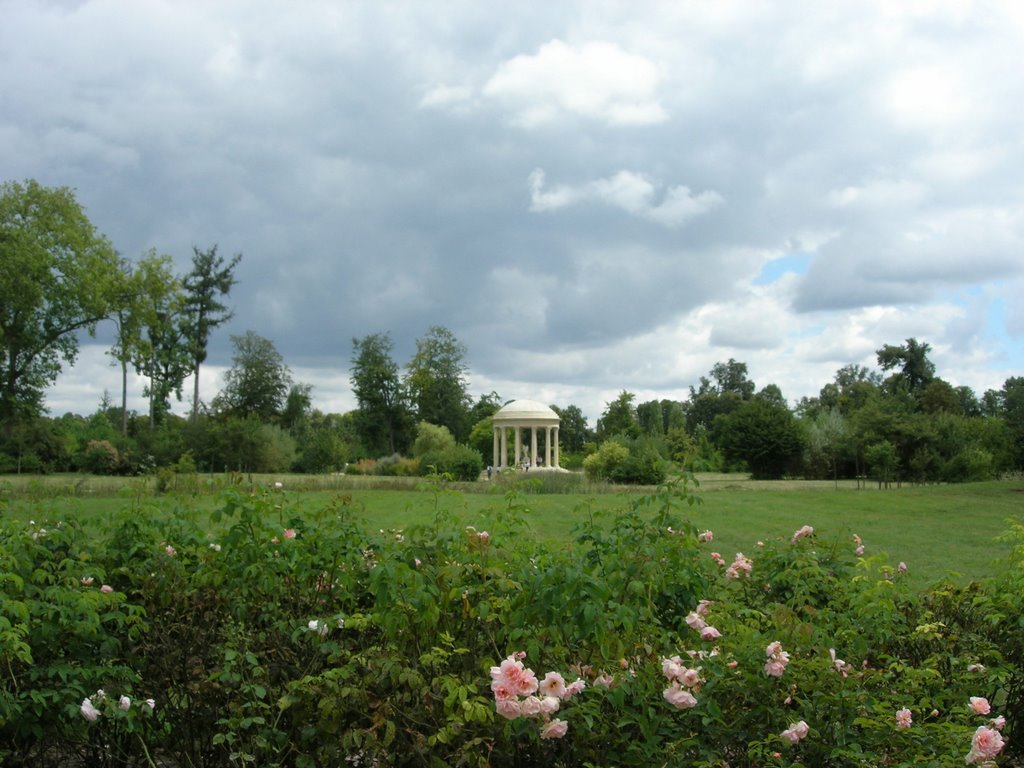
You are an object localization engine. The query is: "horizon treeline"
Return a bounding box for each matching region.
[2,178,1022,483]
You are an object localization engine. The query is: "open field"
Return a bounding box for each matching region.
[2,472,1021,589]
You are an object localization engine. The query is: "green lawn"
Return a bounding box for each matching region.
[3,473,1022,589]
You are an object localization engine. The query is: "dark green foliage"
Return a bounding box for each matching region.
[3,480,1019,766]
[716,397,804,479]
[419,443,484,481]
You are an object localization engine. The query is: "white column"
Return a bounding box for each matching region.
[514,427,522,467]
[493,427,500,469]
[530,426,537,467]
[554,426,560,468]
[544,426,551,467]
[500,426,508,468]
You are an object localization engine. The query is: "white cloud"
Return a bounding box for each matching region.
[482,39,667,126]
[529,169,722,227]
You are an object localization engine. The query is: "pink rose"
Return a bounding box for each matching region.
[477,531,490,544]
[727,660,738,669]
[563,679,586,698]
[663,684,698,710]
[495,698,521,720]
[662,656,684,681]
[966,725,1005,764]
[855,545,865,556]
[119,695,131,711]
[895,707,912,729]
[283,528,296,540]
[725,552,753,579]
[593,672,615,688]
[791,525,814,544]
[519,695,543,717]
[969,696,991,715]
[700,626,722,641]
[897,561,907,573]
[100,584,114,594]
[766,641,783,657]
[538,671,566,699]
[696,599,712,616]
[992,715,1006,730]
[685,611,707,630]
[679,667,702,688]
[164,544,177,556]
[698,530,713,542]
[780,720,809,743]
[81,576,94,586]
[540,695,560,715]
[145,698,156,711]
[540,719,568,739]
[764,659,787,677]
[80,698,101,722]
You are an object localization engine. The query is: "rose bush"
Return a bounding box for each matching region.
[0,475,1019,766]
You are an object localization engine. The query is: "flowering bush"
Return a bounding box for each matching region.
[0,477,1019,766]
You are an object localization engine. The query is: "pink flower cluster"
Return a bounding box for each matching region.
[685,600,721,641]
[764,641,790,678]
[489,653,583,739]
[80,689,156,722]
[895,707,912,729]
[698,530,713,543]
[791,525,814,544]
[710,551,726,566]
[661,655,703,710]
[780,720,809,744]
[725,552,752,580]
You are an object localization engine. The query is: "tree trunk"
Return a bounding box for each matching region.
[192,363,200,420]
[120,358,128,435]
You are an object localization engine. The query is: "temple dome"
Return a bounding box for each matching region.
[492,399,560,423]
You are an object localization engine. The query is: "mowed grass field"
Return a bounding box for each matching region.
[3,473,1022,590]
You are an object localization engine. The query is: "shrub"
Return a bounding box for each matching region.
[0,481,1018,767]
[419,444,483,481]
[582,440,630,481]
[80,440,121,475]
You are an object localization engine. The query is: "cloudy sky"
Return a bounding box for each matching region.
[4,1,1023,425]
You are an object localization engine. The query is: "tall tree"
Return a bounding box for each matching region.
[107,250,170,434]
[597,390,639,440]
[0,180,125,433]
[125,253,188,428]
[213,331,292,420]
[182,245,241,420]
[351,332,414,455]
[405,326,472,441]
[716,397,804,479]
[551,404,589,453]
[877,337,935,397]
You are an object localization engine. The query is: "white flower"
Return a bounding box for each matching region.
[119,695,131,711]
[80,698,101,721]
[308,619,329,636]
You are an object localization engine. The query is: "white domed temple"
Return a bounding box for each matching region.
[491,399,562,470]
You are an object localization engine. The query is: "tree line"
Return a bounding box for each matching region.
[2,179,1022,483]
